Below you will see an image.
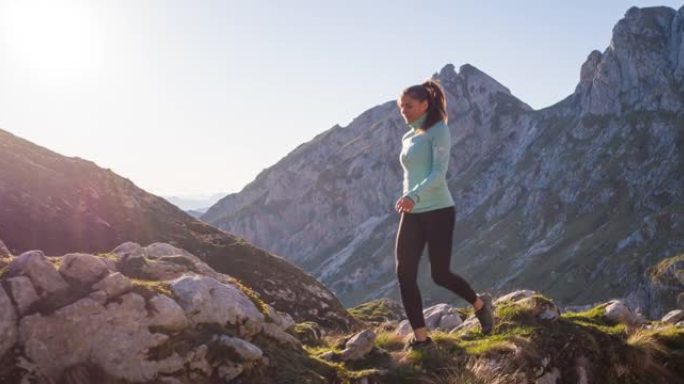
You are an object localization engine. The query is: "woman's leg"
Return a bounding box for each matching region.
[395,211,428,334]
[423,206,478,305]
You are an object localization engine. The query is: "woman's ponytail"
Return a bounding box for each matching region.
[421,80,448,130]
[401,79,448,130]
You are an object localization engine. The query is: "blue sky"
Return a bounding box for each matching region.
[0,0,681,197]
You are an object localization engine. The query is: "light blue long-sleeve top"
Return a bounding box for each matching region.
[399,113,455,213]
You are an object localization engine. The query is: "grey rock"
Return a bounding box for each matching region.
[0,285,18,357]
[18,293,192,381]
[661,309,684,324]
[495,290,536,304]
[424,303,464,331]
[92,272,132,298]
[111,242,145,258]
[87,290,108,305]
[147,294,189,331]
[59,253,110,284]
[264,304,296,330]
[8,250,69,295]
[261,322,301,346]
[214,334,263,361]
[395,304,463,336]
[170,274,264,337]
[395,320,412,338]
[217,362,244,382]
[7,276,39,315]
[340,329,375,361]
[604,300,645,325]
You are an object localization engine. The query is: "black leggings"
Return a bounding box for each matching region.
[395,205,477,330]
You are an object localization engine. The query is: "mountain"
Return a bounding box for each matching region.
[202,5,684,314]
[0,128,355,329]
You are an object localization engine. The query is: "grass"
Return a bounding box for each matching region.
[0,264,9,279]
[347,298,404,323]
[374,331,405,352]
[292,321,325,346]
[47,256,62,270]
[129,278,175,300]
[227,276,270,317]
[647,253,684,288]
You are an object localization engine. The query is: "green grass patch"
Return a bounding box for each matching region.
[348,298,403,323]
[292,321,324,346]
[374,330,405,352]
[561,305,629,336]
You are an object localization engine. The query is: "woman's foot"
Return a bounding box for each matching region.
[474,293,495,335]
[403,335,435,352]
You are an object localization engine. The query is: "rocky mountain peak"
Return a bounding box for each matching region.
[575,5,684,115]
[434,63,530,116]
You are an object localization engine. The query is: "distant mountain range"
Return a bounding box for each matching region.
[202,5,684,316]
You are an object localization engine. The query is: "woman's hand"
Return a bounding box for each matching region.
[395,196,415,213]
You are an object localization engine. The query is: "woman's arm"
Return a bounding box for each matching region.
[402,123,451,204]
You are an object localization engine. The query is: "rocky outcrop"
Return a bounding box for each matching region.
[0,129,355,330]
[202,6,684,313]
[337,290,684,383]
[0,241,305,383]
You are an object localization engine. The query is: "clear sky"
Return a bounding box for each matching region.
[0,1,681,197]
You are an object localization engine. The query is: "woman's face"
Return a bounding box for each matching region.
[398,94,428,124]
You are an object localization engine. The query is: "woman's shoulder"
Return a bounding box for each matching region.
[428,120,449,135]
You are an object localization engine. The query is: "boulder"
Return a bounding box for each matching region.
[0,286,17,357]
[261,322,302,347]
[18,293,195,382]
[394,303,463,336]
[7,276,39,315]
[213,335,263,361]
[147,294,189,331]
[604,300,646,325]
[170,274,264,337]
[661,309,684,324]
[92,272,132,298]
[59,253,110,284]
[8,250,69,295]
[495,289,536,304]
[340,329,376,361]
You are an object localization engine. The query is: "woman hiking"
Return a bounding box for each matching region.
[394,79,495,351]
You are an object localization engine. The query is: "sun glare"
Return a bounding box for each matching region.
[0,0,102,83]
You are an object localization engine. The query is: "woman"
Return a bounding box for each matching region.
[395,79,495,351]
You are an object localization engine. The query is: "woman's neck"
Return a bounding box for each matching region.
[408,113,427,130]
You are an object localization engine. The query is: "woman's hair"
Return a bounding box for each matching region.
[401,79,448,130]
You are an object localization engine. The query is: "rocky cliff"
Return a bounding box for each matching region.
[203,6,684,314]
